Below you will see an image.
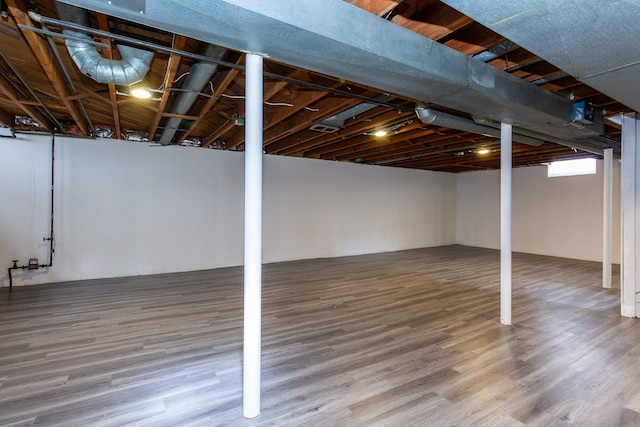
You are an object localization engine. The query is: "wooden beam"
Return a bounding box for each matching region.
[161,112,199,120]
[7,0,89,134]
[117,99,158,114]
[196,67,240,147]
[278,104,406,156]
[443,22,506,55]
[180,55,244,146]
[148,34,187,142]
[12,99,53,107]
[345,129,466,163]
[310,113,420,159]
[265,97,361,154]
[0,108,14,127]
[223,69,311,150]
[391,2,473,41]
[72,83,113,106]
[346,0,400,16]
[202,113,238,147]
[329,125,438,160]
[0,72,53,129]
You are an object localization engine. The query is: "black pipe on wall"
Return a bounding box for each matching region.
[44,134,55,266]
[6,134,56,289]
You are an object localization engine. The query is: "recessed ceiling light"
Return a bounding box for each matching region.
[477,148,490,155]
[131,88,152,99]
[373,130,388,137]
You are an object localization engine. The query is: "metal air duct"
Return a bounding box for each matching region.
[415,106,545,147]
[52,2,153,86]
[441,0,640,114]
[310,94,395,133]
[470,114,605,155]
[57,0,616,152]
[156,44,227,145]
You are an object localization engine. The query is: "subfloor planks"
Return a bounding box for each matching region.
[0,245,637,426]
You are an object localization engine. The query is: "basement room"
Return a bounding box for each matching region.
[2,0,640,425]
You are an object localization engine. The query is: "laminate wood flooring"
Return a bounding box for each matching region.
[1,245,637,426]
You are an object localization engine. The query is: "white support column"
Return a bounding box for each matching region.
[243,53,263,419]
[602,148,613,288]
[500,123,512,325]
[621,113,640,317]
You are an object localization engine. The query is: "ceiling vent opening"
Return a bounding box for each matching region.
[309,122,341,133]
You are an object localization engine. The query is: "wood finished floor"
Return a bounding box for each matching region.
[1,245,637,426]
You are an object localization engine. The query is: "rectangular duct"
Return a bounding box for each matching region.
[441,0,640,114]
[59,0,611,149]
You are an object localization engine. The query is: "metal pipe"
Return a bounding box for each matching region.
[620,114,639,317]
[8,261,25,289]
[44,4,153,86]
[0,51,65,132]
[43,24,95,135]
[602,148,613,288]
[500,122,512,326]
[157,44,227,145]
[417,106,607,155]
[243,53,263,420]
[416,106,545,147]
[7,259,49,289]
[44,134,55,267]
[6,135,55,289]
[472,114,605,155]
[22,14,410,112]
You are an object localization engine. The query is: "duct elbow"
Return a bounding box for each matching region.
[415,105,438,125]
[114,45,155,85]
[63,31,153,86]
[55,2,153,86]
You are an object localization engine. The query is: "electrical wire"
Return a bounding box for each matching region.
[265,102,293,107]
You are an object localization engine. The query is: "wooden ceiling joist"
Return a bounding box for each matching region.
[272,99,377,156]
[310,114,421,159]
[7,0,89,135]
[347,0,401,17]
[0,71,53,129]
[222,69,317,150]
[391,2,473,41]
[0,108,14,127]
[96,13,121,139]
[182,66,240,146]
[1,0,629,171]
[281,107,415,158]
[148,34,187,142]
[332,127,446,161]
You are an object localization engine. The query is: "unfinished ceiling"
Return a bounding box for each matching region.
[0,0,633,172]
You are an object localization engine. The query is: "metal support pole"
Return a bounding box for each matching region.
[243,53,263,419]
[501,122,512,325]
[603,148,613,288]
[621,113,639,317]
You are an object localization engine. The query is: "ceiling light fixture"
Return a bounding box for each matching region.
[477,148,490,155]
[131,87,152,99]
[368,119,414,138]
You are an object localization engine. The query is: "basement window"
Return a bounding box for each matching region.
[547,158,596,177]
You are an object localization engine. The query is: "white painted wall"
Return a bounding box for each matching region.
[263,155,456,262]
[1,134,456,286]
[456,161,621,263]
